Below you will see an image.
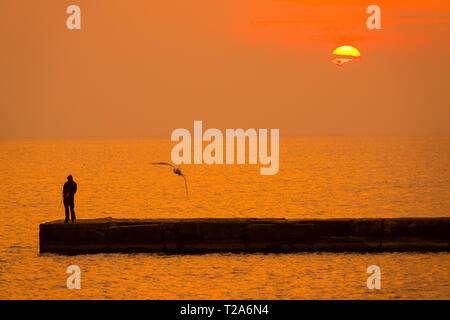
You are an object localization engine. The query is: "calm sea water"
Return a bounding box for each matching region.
[0,137,449,299]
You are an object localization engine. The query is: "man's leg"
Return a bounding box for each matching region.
[70,202,76,222]
[64,202,69,223]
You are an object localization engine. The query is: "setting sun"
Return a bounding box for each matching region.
[332,45,361,66]
[332,45,361,57]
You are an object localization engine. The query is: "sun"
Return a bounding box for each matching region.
[331,45,361,66]
[333,45,361,57]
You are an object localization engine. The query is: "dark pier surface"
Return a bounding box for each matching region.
[39,217,450,254]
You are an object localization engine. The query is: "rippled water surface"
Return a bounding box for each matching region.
[0,137,449,299]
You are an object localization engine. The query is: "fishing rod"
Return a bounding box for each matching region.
[58,193,66,209]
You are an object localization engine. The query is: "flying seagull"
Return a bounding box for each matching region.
[152,162,189,198]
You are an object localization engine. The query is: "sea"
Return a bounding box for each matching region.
[0,137,449,299]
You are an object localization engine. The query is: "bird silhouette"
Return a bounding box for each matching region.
[152,162,189,198]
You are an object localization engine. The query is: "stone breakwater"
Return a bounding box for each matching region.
[39,217,450,254]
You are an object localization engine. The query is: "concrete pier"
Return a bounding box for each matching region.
[39,217,450,254]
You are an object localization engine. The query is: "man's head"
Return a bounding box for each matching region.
[67,175,73,181]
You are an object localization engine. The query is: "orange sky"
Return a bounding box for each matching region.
[0,0,449,137]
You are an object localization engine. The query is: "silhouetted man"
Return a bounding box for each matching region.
[63,175,77,223]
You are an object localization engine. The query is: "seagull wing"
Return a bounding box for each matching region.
[152,162,176,168]
[182,174,189,199]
